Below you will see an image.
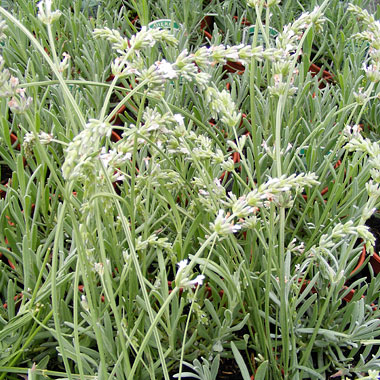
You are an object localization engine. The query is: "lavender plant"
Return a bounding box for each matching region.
[0,1,380,380]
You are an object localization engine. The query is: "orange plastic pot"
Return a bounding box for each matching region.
[200,15,214,41]
[368,247,380,274]
[370,253,380,274]
[223,60,245,75]
[9,132,26,166]
[10,132,20,148]
[111,130,122,142]
[308,63,334,88]
[232,15,250,26]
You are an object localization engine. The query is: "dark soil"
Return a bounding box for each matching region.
[217,357,247,379]
[1,163,13,184]
[366,215,380,254]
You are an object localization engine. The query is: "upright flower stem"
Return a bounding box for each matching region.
[73,259,85,380]
[105,79,149,124]
[99,46,139,122]
[46,23,79,138]
[273,91,290,375]
[130,91,147,238]
[46,24,59,66]
[50,202,74,380]
[67,206,109,380]
[249,7,263,186]
[176,238,217,380]
[265,205,280,377]
[99,74,119,121]
[274,95,285,177]
[95,204,133,373]
[99,143,173,380]
[255,5,271,48]
[270,3,329,374]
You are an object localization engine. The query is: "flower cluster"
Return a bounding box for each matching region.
[287,238,305,256]
[37,0,62,25]
[192,177,226,213]
[210,209,242,236]
[309,220,375,283]
[0,17,7,41]
[210,173,319,237]
[175,259,205,289]
[117,108,184,154]
[98,147,131,182]
[343,125,380,220]
[137,161,184,192]
[228,193,256,218]
[205,88,241,128]
[367,370,380,380]
[23,131,53,157]
[348,4,380,83]
[94,26,178,57]
[96,25,284,94]
[247,0,280,7]
[8,88,33,114]
[268,69,299,97]
[269,6,326,96]
[192,44,266,67]
[94,27,183,92]
[343,126,380,160]
[58,52,71,74]
[135,233,173,253]
[344,126,380,175]
[62,119,112,181]
[245,172,319,208]
[0,57,32,112]
[328,221,375,246]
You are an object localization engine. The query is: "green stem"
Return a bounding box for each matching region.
[21,79,128,91]
[177,238,217,380]
[28,247,52,310]
[264,205,276,374]
[129,91,147,239]
[128,232,218,379]
[278,207,289,377]
[73,259,85,380]
[47,24,59,67]
[249,8,262,186]
[105,79,149,124]
[50,201,73,380]
[68,206,109,380]
[95,204,132,373]
[99,158,188,380]
[274,95,285,177]
[255,5,271,48]
[99,74,118,120]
